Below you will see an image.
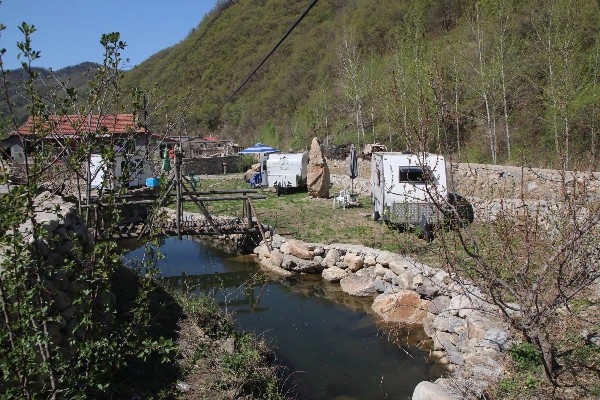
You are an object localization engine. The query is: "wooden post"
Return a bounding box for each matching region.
[244,198,252,228]
[175,149,183,240]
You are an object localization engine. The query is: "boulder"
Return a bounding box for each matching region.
[280,239,314,260]
[428,295,451,315]
[375,250,397,267]
[321,248,340,267]
[281,254,324,273]
[339,274,378,297]
[371,290,430,324]
[343,252,364,272]
[268,249,284,268]
[412,381,459,400]
[322,266,349,282]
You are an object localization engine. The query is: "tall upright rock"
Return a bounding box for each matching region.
[307,137,330,198]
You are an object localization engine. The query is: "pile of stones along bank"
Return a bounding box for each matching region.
[254,235,512,400]
[1,192,116,370]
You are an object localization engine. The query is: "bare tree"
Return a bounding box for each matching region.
[339,29,366,148]
[435,165,600,387]
[467,2,500,164]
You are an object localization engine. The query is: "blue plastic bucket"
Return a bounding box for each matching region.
[146,177,160,187]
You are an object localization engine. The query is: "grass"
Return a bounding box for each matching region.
[180,174,439,257]
[172,291,287,400]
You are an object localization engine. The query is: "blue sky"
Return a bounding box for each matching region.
[0,0,218,70]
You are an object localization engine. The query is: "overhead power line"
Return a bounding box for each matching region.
[224,0,320,106]
[181,0,235,62]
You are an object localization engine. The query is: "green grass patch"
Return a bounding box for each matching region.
[176,175,435,253]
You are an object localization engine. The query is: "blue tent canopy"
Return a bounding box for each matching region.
[239,143,279,154]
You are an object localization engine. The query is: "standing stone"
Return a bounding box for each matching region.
[307,137,330,198]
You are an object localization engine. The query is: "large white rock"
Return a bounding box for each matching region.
[412,381,459,400]
[322,266,349,283]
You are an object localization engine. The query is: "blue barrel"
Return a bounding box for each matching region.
[146,177,160,187]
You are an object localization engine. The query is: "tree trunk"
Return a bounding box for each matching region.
[529,328,558,386]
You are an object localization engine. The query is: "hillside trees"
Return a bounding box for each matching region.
[47,0,595,167]
[338,29,366,149]
[377,4,600,390]
[533,0,583,169]
[389,0,441,154]
[510,0,600,169]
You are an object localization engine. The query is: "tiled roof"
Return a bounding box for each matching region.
[15,114,144,136]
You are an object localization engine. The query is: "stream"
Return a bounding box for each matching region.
[123,236,444,399]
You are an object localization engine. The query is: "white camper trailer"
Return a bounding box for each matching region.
[370,152,473,239]
[266,152,308,192]
[371,152,447,231]
[90,154,153,189]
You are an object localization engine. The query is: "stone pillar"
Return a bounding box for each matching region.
[307,137,330,198]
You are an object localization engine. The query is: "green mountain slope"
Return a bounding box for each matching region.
[1,62,100,131]
[122,0,600,168]
[123,0,431,145]
[3,0,599,168]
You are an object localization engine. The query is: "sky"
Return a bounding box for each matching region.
[0,0,218,70]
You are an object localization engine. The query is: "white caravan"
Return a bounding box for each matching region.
[370,151,473,239]
[90,154,153,189]
[371,152,447,233]
[266,152,308,192]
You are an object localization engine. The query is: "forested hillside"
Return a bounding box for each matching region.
[0,62,100,128]
[3,1,600,169]
[122,0,600,169]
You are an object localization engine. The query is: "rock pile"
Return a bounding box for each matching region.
[2,192,115,360]
[254,235,511,400]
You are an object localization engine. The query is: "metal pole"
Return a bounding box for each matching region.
[244,198,252,228]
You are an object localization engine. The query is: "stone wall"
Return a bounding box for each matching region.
[329,159,600,225]
[182,155,243,176]
[329,159,600,200]
[253,235,511,400]
[1,192,115,369]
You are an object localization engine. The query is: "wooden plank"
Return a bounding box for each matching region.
[181,195,267,201]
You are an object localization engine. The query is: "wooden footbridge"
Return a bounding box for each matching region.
[89,152,272,253]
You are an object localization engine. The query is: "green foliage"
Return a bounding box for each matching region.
[115,0,600,167]
[492,342,545,398]
[0,25,178,399]
[510,342,544,371]
[495,374,543,399]
[238,154,256,171]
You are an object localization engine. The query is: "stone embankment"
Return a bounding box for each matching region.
[253,235,511,400]
[1,192,115,365]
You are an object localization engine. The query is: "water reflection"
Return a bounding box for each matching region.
[121,237,443,399]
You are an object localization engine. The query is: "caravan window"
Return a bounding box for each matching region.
[398,166,430,183]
